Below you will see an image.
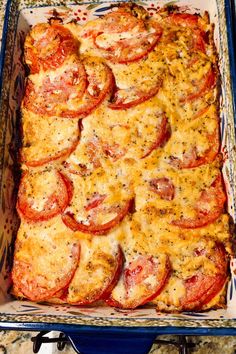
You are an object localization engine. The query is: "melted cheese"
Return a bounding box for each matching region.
[22,108,79,166]
[66,167,133,225]
[12,5,231,312]
[67,237,120,303]
[13,218,78,292]
[19,168,64,212]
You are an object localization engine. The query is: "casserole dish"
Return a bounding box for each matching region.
[0,0,236,353]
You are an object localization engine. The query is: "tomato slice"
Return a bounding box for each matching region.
[23,56,87,117]
[59,57,115,119]
[49,287,68,303]
[192,105,211,120]
[149,178,175,201]
[64,136,127,177]
[22,135,78,167]
[141,114,170,158]
[165,13,207,53]
[83,8,146,39]
[180,68,216,103]
[62,167,133,236]
[167,13,200,27]
[180,242,228,310]
[12,235,80,301]
[102,142,127,161]
[24,56,114,119]
[62,198,133,235]
[109,80,162,110]
[103,9,145,32]
[192,29,206,53]
[17,170,73,222]
[67,244,124,305]
[64,139,102,177]
[172,174,226,228]
[25,24,78,74]
[95,20,162,64]
[106,254,170,309]
[169,128,219,169]
[84,193,107,211]
[21,108,79,167]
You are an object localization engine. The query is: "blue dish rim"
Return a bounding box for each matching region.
[0,0,235,336]
[2,321,236,336]
[225,0,236,126]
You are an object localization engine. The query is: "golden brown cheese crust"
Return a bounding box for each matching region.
[12,3,231,311]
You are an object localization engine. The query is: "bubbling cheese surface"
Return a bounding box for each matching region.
[12,3,231,312]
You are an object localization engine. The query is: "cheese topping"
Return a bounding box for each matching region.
[13,4,230,312]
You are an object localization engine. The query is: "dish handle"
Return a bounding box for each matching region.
[65,330,157,354]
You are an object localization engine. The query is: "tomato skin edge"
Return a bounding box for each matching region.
[59,64,115,119]
[12,243,80,302]
[62,198,133,235]
[180,68,216,104]
[106,257,171,310]
[22,139,78,167]
[25,24,79,74]
[108,81,162,110]
[99,30,162,65]
[141,114,169,159]
[180,242,228,311]
[17,170,73,222]
[171,174,226,229]
[67,246,124,305]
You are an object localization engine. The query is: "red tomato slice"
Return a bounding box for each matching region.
[25,24,78,74]
[84,193,107,211]
[192,29,206,53]
[102,9,145,32]
[106,254,170,309]
[62,198,133,235]
[64,162,92,178]
[180,242,228,310]
[192,105,210,120]
[59,57,115,119]
[149,178,175,201]
[172,174,226,228]
[81,8,145,38]
[67,245,124,305]
[24,56,114,119]
[163,14,206,54]
[64,138,126,177]
[169,128,219,169]
[109,80,163,110]
[84,140,102,169]
[141,114,170,158]
[94,19,163,64]
[22,138,78,168]
[180,68,216,103]
[12,243,80,301]
[102,142,127,161]
[64,140,102,177]
[51,287,68,302]
[167,13,200,27]
[17,170,73,222]
[60,171,74,205]
[23,56,87,117]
